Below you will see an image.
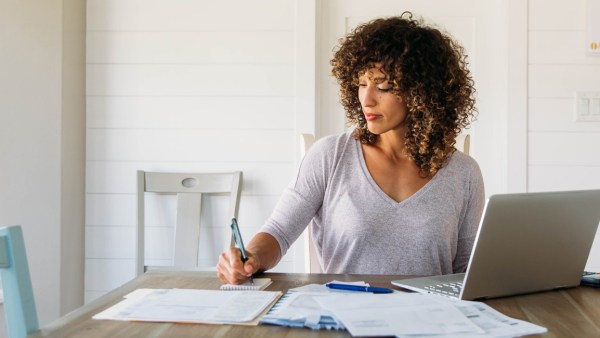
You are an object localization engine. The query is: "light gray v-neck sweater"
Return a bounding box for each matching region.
[260,130,485,276]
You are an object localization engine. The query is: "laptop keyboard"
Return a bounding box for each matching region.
[424,282,463,297]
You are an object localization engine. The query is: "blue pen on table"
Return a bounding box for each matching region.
[325,283,394,294]
[230,218,253,285]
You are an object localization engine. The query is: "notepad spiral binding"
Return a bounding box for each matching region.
[220,278,272,291]
[220,284,263,291]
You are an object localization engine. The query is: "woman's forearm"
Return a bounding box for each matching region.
[246,232,282,272]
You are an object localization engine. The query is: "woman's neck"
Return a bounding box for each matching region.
[375,129,410,161]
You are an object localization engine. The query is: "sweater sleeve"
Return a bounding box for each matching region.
[258,136,333,257]
[453,158,485,273]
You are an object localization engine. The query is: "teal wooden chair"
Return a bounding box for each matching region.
[0,225,39,338]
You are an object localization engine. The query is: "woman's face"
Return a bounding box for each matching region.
[357,66,409,136]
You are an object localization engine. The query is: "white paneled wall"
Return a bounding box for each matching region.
[85,0,301,302]
[528,0,600,269]
[84,0,600,301]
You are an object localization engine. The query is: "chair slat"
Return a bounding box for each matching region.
[0,238,9,268]
[173,193,202,267]
[0,225,39,338]
[145,172,237,193]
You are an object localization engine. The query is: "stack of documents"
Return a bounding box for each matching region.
[94,284,547,336]
[260,281,373,330]
[260,290,345,330]
[94,288,281,325]
[260,282,547,337]
[316,292,547,337]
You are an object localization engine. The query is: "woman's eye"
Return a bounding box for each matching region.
[377,87,392,92]
[358,83,367,87]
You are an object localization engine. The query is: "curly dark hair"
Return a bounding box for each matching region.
[330,12,476,177]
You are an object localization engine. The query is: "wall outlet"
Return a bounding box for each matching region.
[575,92,600,121]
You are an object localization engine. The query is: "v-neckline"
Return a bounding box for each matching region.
[356,140,442,206]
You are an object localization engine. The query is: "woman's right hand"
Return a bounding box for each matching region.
[216,247,260,285]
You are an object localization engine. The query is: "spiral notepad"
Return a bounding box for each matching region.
[220,278,272,291]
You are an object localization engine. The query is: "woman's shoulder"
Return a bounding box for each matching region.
[448,149,478,166]
[435,151,484,198]
[301,130,358,172]
[314,129,354,144]
[444,150,483,179]
[310,129,356,154]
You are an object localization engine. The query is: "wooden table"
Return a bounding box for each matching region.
[28,270,600,337]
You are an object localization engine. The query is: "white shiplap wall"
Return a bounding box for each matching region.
[84,0,303,302]
[84,0,600,300]
[528,0,600,269]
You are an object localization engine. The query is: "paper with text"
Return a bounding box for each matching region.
[316,293,484,336]
[93,288,281,325]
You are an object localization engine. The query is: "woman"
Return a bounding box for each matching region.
[217,12,484,284]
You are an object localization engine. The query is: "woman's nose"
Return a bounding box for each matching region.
[361,86,377,107]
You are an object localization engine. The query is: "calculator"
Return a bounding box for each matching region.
[581,271,600,287]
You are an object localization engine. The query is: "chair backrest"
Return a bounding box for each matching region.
[299,134,323,273]
[456,134,471,155]
[136,171,243,275]
[0,225,39,338]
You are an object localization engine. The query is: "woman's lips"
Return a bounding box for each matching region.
[365,113,382,121]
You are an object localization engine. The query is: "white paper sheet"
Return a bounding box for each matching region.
[316,293,486,336]
[262,291,340,327]
[396,297,547,338]
[260,281,377,330]
[315,291,546,338]
[93,288,281,324]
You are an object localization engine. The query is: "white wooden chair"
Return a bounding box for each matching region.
[299,134,323,273]
[136,171,243,275]
[456,134,471,155]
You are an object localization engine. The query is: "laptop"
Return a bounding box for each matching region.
[392,190,600,300]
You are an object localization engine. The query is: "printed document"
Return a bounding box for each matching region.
[315,292,546,337]
[93,288,281,325]
[316,293,484,336]
[260,280,373,330]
